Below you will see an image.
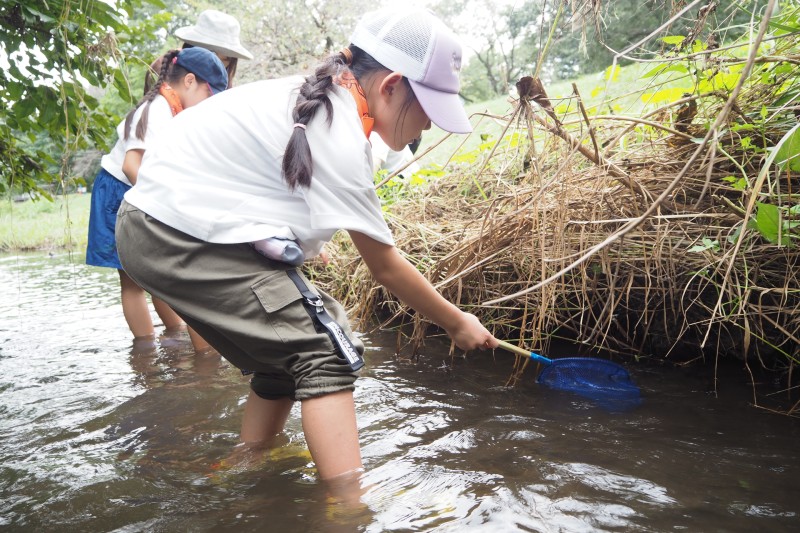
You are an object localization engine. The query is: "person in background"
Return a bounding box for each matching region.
[144,9,252,94]
[116,7,497,503]
[87,48,228,351]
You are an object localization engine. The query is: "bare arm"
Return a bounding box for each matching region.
[122,149,144,185]
[349,230,497,351]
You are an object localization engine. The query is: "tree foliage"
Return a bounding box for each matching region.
[547,0,761,79]
[0,0,159,197]
[449,0,764,102]
[202,0,375,81]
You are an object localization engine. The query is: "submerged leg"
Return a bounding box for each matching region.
[301,390,362,480]
[152,296,185,330]
[152,297,215,354]
[240,390,294,445]
[119,269,154,338]
[302,390,365,508]
[186,326,214,354]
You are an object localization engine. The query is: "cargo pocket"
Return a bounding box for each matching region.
[250,269,323,344]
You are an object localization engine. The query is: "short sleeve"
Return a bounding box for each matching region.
[125,97,174,153]
[300,100,394,246]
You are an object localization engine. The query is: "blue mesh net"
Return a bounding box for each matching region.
[537,357,641,408]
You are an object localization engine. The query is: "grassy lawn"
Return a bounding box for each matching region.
[0,193,92,252]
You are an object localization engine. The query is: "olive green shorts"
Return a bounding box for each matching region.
[116,201,363,401]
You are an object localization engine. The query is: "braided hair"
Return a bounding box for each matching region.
[281,45,416,191]
[124,50,190,141]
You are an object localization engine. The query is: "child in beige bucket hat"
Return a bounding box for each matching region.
[175,9,253,60]
[144,10,252,93]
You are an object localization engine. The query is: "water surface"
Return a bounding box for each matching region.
[1,252,798,531]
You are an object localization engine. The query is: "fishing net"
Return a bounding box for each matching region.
[537,357,641,406]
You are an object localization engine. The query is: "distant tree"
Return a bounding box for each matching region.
[189,0,375,81]
[0,0,160,197]
[433,0,545,101]
[442,0,764,103]
[548,0,763,79]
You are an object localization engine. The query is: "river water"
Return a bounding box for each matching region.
[1,251,798,532]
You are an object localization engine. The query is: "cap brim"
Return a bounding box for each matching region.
[408,80,472,134]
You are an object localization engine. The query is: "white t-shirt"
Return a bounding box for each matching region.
[370,132,421,178]
[100,96,174,186]
[124,77,394,258]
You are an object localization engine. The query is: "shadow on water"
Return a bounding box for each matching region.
[1,251,799,532]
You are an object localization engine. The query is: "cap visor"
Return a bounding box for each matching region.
[409,80,472,134]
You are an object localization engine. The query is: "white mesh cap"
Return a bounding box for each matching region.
[350,7,472,133]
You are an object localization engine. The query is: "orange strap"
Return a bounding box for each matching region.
[334,71,373,138]
[159,84,184,116]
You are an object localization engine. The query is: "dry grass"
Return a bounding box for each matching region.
[310,0,800,414]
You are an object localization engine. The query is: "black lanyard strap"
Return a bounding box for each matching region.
[286,269,364,372]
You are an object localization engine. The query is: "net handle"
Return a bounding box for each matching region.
[496,340,552,365]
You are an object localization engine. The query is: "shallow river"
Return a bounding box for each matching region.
[1,252,798,532]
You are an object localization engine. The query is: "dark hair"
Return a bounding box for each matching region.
[125,50,190,141]
[282,45,416,191]
[143,45,237,95]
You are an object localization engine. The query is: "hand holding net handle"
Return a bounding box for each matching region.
[496,340,552,365]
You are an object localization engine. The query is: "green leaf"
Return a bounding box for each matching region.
[641,87,691,104]
[6,80,25,100]
[753,202,781,243]
[14,98,37,119]
[768,21,800,34]
[730,123,755,133]
[728,226,743,244]
[691,39,706,53]
[689,237,719,253]
[774,123,800,172]
[661,35,686,45]
[605,65,621,82]
[113,69,133,104]
[641,64,689,79]
[722,175,747,191]
[21,7,56,24]
[504,132,522,149]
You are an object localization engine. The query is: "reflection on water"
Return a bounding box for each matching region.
[1,252,799,532]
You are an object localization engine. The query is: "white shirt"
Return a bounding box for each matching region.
[370,132,421,178]
[124,77,394,258]
[100,96,174,186]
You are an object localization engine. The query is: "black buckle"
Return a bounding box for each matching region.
[305,295,324,312]
[286,269,364,372]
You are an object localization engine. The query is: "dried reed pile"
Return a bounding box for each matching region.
[310,0,800,412]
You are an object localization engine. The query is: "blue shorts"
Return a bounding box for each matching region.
[86,168,130,269]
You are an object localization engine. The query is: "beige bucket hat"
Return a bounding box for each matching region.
[175,10,253,60]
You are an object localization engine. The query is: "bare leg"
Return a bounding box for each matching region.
[301,390,362,480]
[302,390,365,509]
[206,392,293,476]
[240,391,294,445]
[153,297,214,354]
[152,297,185,330]
[187,326,214,354]
[119,269,154,338]
[239,390,364,506]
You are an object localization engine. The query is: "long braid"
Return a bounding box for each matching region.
[281,52,349,191]
[281,47,408,191]
[124,50,180,141]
